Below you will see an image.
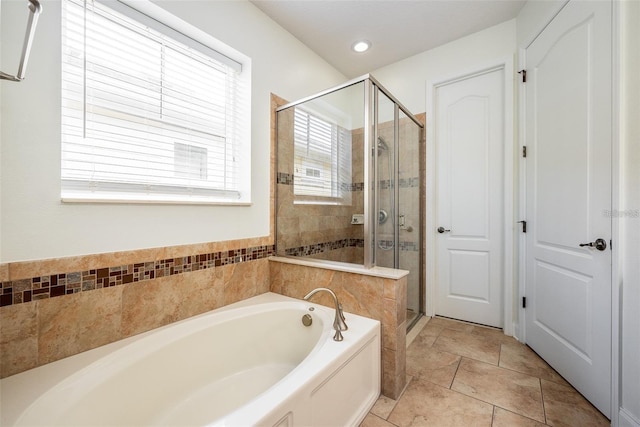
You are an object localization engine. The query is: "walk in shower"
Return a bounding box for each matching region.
[275,75,424,330]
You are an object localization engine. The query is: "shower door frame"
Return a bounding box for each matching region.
[371,81,425,329]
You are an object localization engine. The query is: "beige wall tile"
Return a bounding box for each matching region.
[0,264,9,282]
[120,265,231,339]
[223,259,270,306]
[121,277,181,338]
[169,268,225,322]
[74,286,123,355]
[0,302,38,377]
[342,273,383,319]
[38,286,122,365]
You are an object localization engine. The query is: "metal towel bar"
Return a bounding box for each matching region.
[0,0,42,82]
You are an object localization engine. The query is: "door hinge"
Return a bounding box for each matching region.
[522,297,527,308]
[522,146,527,158]
[518,69,527,83]
[517,220,527,233]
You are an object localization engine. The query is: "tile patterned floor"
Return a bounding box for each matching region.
[361,317,610,427]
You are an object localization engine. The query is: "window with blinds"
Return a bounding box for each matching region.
[293,108,352,204]
[61,0,250,204]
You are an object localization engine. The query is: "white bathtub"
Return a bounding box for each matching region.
[0,292,381,426]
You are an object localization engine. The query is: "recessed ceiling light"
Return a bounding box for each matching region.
[352,40,370,53]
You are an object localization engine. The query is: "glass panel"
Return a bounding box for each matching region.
[374,89,396,269]
[276,81,365,264]
[398,109,422,328]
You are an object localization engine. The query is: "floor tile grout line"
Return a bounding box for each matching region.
[368,412,394,426]
[494,345,572,388]
[490,360,558,383]
[394,375,414,407]
[383,377,413,425]
[448,354,463,389]
[446,357,547,424]
[421,375,540,422]
[540,377,549,425]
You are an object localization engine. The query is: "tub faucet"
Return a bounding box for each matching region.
[303,288,348,342]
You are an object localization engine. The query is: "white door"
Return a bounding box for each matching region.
[524,0,612,417]
[434,67,505,328]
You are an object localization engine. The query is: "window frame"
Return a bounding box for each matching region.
[60,0,252,205]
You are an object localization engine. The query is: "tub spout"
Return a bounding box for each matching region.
[303,288,348,341]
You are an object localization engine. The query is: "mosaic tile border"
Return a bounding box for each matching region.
[283,238,364,257]
[0,245,275,307]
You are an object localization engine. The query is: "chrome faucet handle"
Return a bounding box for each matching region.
[336,304,348,331]
[303,287,348,341]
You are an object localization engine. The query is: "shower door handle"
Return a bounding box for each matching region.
[437,227,450,234]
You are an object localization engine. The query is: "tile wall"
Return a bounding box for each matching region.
[0,239,276,378]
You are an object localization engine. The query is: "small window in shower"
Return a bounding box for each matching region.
[293,108,352,204]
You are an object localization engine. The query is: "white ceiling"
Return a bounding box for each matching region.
[250,0,526,78]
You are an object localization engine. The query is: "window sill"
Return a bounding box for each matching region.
[61,196,252,206]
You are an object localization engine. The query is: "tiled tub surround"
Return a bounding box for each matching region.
[0,240,275,378]
[269,256,408,400]
[1,247,409,403]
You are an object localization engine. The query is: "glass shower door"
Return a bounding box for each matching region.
[374,89,396,269]
[398,110,422,329]
[373,86,423,330]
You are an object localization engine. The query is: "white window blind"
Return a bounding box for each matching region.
[61,0,250,204]
[293,108,352,203]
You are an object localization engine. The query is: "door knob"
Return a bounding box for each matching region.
[437,227,450,234]
[579,238,607,251]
